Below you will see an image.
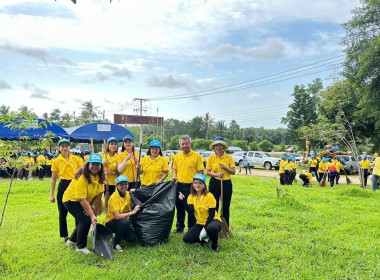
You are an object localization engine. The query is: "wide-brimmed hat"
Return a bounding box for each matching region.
[209,137,229,150]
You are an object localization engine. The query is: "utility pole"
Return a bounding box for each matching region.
[133,98,148,145]
[73,111,76,125]
[102,110,105,121]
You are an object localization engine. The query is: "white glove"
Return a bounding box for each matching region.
[199,227,209,242]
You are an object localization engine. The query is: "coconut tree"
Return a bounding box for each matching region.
[200,112,214,140]
[79,100,100,124]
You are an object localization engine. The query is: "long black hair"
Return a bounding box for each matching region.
[147,147,162,156]
[74,162,105,184]
[121,140,135,154]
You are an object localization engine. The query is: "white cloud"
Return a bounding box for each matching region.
[23,82,51,100]
[248,93,260,100]
[0,79,11,90]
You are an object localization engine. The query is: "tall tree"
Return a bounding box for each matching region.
[200,112,214,140]
[228,120,241,140]
[49,108,61,123]
[342,0,380,149]
[79,100,100,124]
[281,78,322,143]
[214,120,227,138]
[18,105,37,118]
[0,105,11,117]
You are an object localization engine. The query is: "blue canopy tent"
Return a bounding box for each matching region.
[0,119,69,140]
[65,122,134,143]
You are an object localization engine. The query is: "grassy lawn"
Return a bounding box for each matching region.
[1,175,380,279]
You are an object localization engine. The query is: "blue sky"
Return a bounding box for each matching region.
[0,0,360,129]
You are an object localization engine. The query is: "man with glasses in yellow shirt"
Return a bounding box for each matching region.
[172,135,204,234]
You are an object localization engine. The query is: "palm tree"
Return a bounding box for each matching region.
[80,100,100,124]
[18,105,37,118]
[200,112,214,140]
[0,105,11,117]
[215,120,227,137]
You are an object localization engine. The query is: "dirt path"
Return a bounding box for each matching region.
[238,169,364,185]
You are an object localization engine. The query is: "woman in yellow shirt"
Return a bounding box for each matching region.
[206,137,235,227]
[139,140,169,187]
[100,137,119,197]
[63,153,105,254]
[279,156,288,185]
[104,175,140,252]
[49,139,82,242]
[317,157,329,183]
[117,135,140,190]
[180,174,222,252]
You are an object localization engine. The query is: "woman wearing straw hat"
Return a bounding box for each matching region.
[139,140,169,187]
[206,137,235,227]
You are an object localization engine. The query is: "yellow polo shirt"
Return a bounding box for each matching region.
[372,158,380,176]
[173,150,204,183]
[292,161,298,170]
[304,172,313,183]
[117,150,140,182]
[51,154,82,180]
[309,159,317,167]
[28,157,35,166]
[46,158,52,166]
[284,161,294,171]
[335,161,343,172]
[188,193,221,226]
[62,174,104,203]
[279,159,287,173]
[103,190,131,224]
[318,162,329,173]
[99,152,118,185]
[140,155,169,186]
[171,154,176,165]
[37,154,45,165]
[206,153,235,180]
[360,159,371,169]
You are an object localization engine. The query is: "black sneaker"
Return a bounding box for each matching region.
[172,228,184,234]
[211,247,220,253]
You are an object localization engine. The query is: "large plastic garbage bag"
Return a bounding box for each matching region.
[130,181,176,246]
[92,223,114,259]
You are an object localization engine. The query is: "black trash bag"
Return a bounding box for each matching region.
[91,223,114,259]
[130,181,176,246]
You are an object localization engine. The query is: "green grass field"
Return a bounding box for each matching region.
[1,175,380,280]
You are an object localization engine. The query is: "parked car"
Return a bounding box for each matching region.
[340,155,359,174]
[234,151,280,170]
[357,155,375,163]
[201,151,215,167]
[226,146,243,154]
[231,151,247,166]
[284,153,303,162]
[285,146,294,152]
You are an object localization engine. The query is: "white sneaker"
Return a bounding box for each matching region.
[66,239,76,247]
[114,244,123,252]
[76,247,92,254]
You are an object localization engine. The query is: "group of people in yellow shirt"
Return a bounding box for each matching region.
[16,152,54,180]
[50,135,234,254]
[279,156,298,185]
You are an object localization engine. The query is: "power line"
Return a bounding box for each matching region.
[149,55,344,101]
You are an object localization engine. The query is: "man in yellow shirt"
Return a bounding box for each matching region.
[279,156,287,185]
[37,152,46,180]
[172,135,204,234]
[372,156,380,191]
[360,155,371,187]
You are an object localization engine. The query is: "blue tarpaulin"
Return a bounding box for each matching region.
[65,122,134,143]
[0,119,69,140]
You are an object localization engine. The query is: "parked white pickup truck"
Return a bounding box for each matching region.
[234,151,280,170]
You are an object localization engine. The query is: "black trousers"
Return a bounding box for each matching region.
[284,170,293,185]
[299,174,310,185]
[63,201,92,249]
[279,173,286,185]
[318,172,326,183]
[104,185,116,197]
[329,172,337,188]
[106,218,136,245]
[38,165,45,180]
[175,182,196,230]
[209,177,233,226]
[46,165,52,177]
[362,169,369,186]
[336,172,340,184]
[17,168,28,179]
[183,221,222,249]
[57,179,71,238]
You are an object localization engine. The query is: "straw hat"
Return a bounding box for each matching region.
[209,136,229,150]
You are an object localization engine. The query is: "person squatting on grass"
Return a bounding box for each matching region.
[62,153,105,254]
[117,135,140,190]
[172,135,204,234]
[104,175,140,252]
[99,137,120,198]
[49,139,83,242]
[206,137,236,227]
[139,140,169,187]
[299,170,314,187]
[180,174,223,252]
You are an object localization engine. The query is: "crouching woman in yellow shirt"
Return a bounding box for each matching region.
[180,174,223,252]
[63,153,105,254]
[104,175,140,252]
